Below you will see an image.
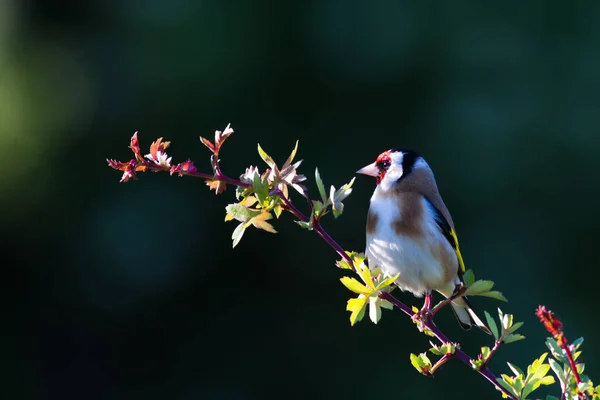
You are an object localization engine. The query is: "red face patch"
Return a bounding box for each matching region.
[375,151,392,184]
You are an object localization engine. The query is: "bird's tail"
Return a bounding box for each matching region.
[450,296,491,335]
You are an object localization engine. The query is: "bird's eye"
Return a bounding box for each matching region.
[380,160,391,170]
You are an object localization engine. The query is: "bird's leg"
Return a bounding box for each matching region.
[431,283,467,317]
[422,289,433,313]
[412,290,433,324]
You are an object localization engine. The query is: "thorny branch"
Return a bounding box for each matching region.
[108,125,594,400]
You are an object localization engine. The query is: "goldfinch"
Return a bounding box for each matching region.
[357,148,488,332]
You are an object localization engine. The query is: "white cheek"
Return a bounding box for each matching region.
[379,166,403,192]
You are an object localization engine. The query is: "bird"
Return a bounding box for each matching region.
[357,148,489,332]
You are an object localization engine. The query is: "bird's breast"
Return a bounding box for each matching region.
[365,191,457,295]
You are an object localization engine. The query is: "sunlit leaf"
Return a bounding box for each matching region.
[336,258,353,270]
[200,136,216,153]
[253,173,269,205]
[484,311,499,340]
[410,353,432,376]
[273,204,283,218]
[463,269,475,286]
[356,263,375,289]
[257,143,277,169]
[465,280,494,295]
[375,273,399,291]
[507,321,524,335]
[502,313,514,332]
[340,277,372,295]
[347,296,368,326]
[540,375,555,386]
[231,223,245,248]
[503,334,526,344]
[379,299,394,310]
[225,203,261,223]
[315,168,328,203]
[507,362,524,377]
[478,291,508,302]
[571,337,584,352]
[250,212,277,233]
[496,378,520,399]
[429,344,445,356]
[546,338,566,363]
[368,297,382,324]
[548,358,566,386]
[295,220,313,230]
[480,346,491,362]
[282,140,299,170]
[206,179,226,194]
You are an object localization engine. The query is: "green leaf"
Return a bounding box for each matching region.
[502,313,514,332]
[465,280,495,295]
[470,359,483,371]
[314,168,328,203]
[329,178,355,219]
[484,311,499,340]
[571,337,584,352]
[480,346,491,363]
[226,203,262,223]
[507,321,524,335]
[250,212,277,233]
[429,344,445,356]
[546,396,560,400]
[355,263,375,289]
[346,296,368,326]
[410,353,432,376]
[522,362,555,400]
[340,277,372,295]
[273,204,283,218]
[496,377,520,399]
[503,334,526,344]
[540,375,555,386]
[548,358,566,386]
[546,338,566,363]
[368,298,382,324]
[478,290,508,302]
[430,343,456,356]
[282,140,299,169]
[513,374,525,396]
[257,143,276,169]
[522,380,537,399]
[375,273,399,291]
[331,201,344,219]
[379,299,394,310]
[311,200,324,215]
[334,177,355,202]
[253,173,269,205]
[507,362,524,377]
[336,257,353,270]
[231,223,246,248]
[463,269,475,286]
[295,220,313,230]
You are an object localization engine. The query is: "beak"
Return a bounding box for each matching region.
[356,162,379,177]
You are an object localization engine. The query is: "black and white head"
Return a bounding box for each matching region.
[356,148,432,193]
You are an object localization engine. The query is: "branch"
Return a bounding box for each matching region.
[379,292,514,399]
[106,127,525,400]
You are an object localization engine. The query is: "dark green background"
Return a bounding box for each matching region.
[4,1,599,399]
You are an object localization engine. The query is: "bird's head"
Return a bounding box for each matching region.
[357,148,422,192]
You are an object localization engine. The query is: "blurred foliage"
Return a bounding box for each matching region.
[4,0,600,399]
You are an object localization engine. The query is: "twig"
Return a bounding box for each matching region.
[108,138,516,400]
[379,292,515,399]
